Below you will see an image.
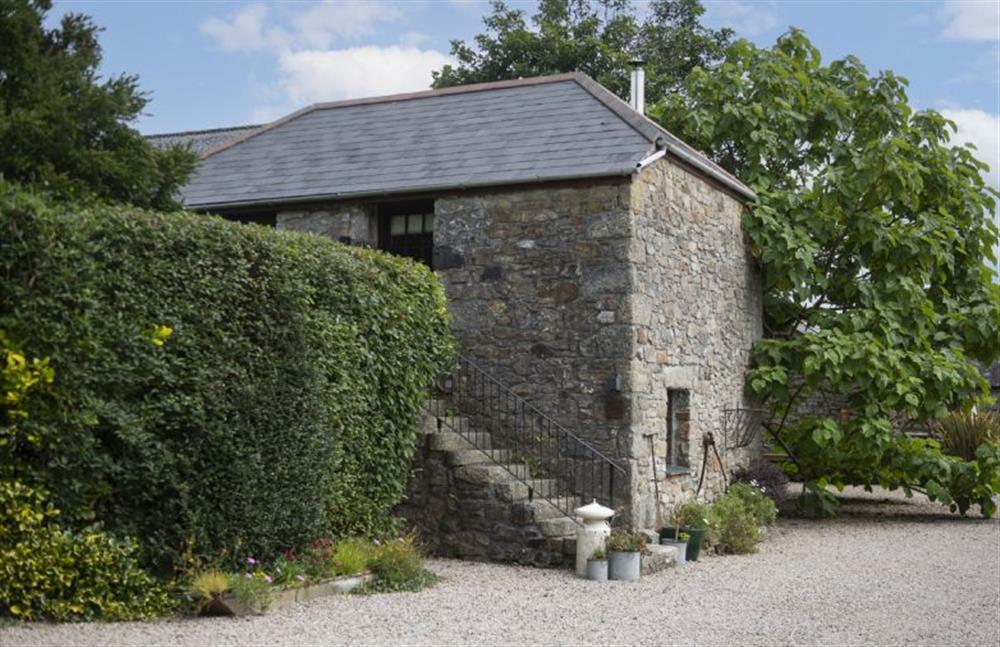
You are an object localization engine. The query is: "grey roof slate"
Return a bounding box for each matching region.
[177,73,751,209]
[147,125,262,156]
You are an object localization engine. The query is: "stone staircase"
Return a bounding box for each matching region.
[398,397,582,567]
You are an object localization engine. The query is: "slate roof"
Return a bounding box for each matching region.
[147,125,262,156]
[177,73,752,209]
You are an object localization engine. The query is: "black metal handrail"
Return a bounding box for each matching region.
[428,354,627,523]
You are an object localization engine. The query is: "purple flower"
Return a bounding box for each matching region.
[244,572,252,579]
[296,575,306,582]
[246,557,258,566]
[264,575,272,584]
[372,539,381,546]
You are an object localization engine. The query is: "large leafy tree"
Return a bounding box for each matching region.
[432,0,732,101]
[653,31,1000,515]
[0,0,194,209]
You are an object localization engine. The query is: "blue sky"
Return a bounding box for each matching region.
[52,1,998,185]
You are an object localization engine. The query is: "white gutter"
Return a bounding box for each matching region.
[635,148,666,171]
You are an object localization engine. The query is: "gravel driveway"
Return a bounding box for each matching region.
[4,488,998,646]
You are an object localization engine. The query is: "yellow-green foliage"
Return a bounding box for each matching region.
[0,481,175,621]
[188,570,230,603]
[370,536,426,587]
[333,538,372,576]
[0,330,53,446]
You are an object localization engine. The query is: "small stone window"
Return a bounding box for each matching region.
[666,389,691,470]
[377,200,435,266]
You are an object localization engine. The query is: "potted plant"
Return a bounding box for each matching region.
[586,548,608,583]
[607,528,645,582]
[660,500,709,562]
[674,532,689,565]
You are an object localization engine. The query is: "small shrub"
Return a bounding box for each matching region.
[936,410,1000,461]
[708,491,761,554]
[188,570,230,607]
[733,461,790,505]
[675,500,711,529]
[0,481,175,621]
[607,528,646,552]
[333,538,372,576]
[727,483,778,526]
[589,547,606,560]
[301,539,336,580]
[364,535,436,593]
[228,573,272,613]
[270,554,306,587]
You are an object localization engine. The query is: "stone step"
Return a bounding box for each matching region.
[453,462,530,485]
[641,543,678,575]
[537,516,580,537]
[447,449,515,467]
[428,431,492,452]
[494,478,561,502]
[518,497,580,521]
[436,416,470,434]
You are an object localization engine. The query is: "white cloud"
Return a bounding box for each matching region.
[274,46,455,107]
[941,1,1000,42]
[200,1,402,53]
[290,1,403,49]
[704,0,780,37]
[200,2,454,120]
[200,3,270,52]
[942,108,1000,189]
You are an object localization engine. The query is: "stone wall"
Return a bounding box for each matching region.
[433,180,636,468]
[274,167,763,537]
[624,157,763,530]
[276,203,375,243]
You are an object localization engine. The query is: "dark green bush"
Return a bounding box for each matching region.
[0,184,454,570]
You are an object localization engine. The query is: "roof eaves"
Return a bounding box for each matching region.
[185,163,638,211]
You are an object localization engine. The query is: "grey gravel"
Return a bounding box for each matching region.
[3,487,998,647]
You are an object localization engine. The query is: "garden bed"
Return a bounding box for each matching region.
[206,572,377,616]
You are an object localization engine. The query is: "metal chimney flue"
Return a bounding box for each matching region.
[629,58,645,114]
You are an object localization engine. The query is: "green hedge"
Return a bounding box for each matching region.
[0,184,454,570]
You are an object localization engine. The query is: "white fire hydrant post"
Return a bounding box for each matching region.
[574,499,614,577]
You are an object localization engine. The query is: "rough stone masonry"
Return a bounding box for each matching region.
[275,154,762,551]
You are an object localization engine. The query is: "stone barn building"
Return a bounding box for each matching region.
[155,72,763,565]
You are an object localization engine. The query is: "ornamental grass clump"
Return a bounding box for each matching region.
[935,410,1000,462]
[363,535,437,593]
